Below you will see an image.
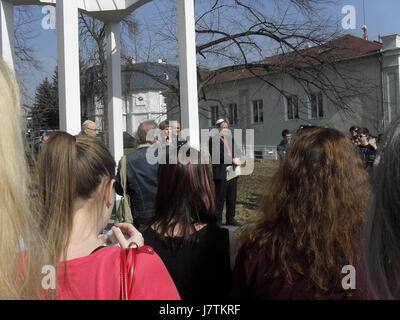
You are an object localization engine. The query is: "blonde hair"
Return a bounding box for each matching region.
[0,60,49,299]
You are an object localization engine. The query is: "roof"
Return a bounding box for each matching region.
[122,62,179,90]
[82,62,179,94]
[10,0,152,22]
[202,34,383,85]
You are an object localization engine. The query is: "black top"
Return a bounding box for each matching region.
[230,243,372,300]
[143,224,232,300]
[209,134,241,180]
[358,144,376,169]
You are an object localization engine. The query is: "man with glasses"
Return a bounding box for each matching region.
[82,120,99,138]
[357,127,376,169]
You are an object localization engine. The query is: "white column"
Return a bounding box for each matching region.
[177,0,199,150]
[0,0,14,72]
[106,21,124,162]
[57,0,81,135]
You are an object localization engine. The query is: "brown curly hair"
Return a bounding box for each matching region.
[244,127,369,297]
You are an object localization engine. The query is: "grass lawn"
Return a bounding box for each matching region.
[123,148,279,224]
[232,160,279,223]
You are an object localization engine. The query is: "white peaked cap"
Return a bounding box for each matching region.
[215,118,227,126]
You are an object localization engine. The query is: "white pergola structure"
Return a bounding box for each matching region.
[0,0,200,162]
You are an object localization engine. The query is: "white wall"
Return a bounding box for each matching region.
[197,54,384,147]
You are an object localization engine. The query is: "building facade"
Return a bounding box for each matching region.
[167,34,400,158]
[82,61,178,138]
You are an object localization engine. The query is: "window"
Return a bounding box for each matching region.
[310,92,323,118]
[252,100,263,123]
[210,105,219,126]
[286,95,299,120]
[228,103,238,125]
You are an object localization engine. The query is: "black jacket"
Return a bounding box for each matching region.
[209,133,240,180]
[358,144,376,169]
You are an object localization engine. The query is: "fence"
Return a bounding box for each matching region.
[242,145,278,160]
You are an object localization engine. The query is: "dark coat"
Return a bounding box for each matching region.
[209,133,241,181]
[115,145,159,220]
[358,144,376,169]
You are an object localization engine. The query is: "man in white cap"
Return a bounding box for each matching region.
[209,118,242,226]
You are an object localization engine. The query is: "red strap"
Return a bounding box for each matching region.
[120,245,155,300]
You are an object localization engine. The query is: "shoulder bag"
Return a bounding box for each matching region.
[116,155,134,224]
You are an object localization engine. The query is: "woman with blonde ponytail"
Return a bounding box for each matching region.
[0,60,49,299]
[37,132,180,300]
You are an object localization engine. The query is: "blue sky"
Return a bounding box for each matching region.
[19,0,400,102]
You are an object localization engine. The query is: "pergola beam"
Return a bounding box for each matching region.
[56,0,81,135]
[177,0,199,150]
[1,0,202,159]
[106,21,124,161]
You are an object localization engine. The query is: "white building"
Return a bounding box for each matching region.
[82,61,179,138]
[167,34,400,158]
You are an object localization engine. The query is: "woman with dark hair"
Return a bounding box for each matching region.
[159,120,171,145]
[142,147,236,300]
[231,127,371,299]
[363,116,400,299]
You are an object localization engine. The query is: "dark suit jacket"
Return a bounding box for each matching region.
[209,133,240,180]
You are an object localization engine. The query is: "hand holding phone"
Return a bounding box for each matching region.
[101,224,144,249]
[102,226,123,246]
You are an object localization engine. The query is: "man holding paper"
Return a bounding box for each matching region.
[209,119,242,226]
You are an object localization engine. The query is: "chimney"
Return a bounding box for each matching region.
[362,25,368,40]
[381,34,400,51]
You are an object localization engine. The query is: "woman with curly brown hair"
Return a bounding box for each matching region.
[231,127,372,299]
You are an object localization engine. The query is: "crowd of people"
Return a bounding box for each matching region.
[278,125,381,172]
[3,56,400,300]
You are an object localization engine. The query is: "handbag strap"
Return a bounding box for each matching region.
[120,243,137,300]
[120,244,155,300]
[120,156,128,197]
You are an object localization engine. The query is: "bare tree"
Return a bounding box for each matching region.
[79,12,139,145]
[124,0,376,124]
[14,6,44,104]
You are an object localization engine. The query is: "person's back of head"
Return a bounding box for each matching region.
[349,125,359,135]
[38,132,116,272]
[135,120,158,145]
[152,148,215,245]
[0,59,49,299]
[246,127,368,297]
[363,116,400,299]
